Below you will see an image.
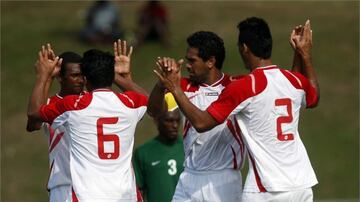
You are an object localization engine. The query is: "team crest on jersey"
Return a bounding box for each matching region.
[205,92,219,96]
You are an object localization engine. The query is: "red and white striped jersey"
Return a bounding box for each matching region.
[43,94,71,190]
[207,65,318,192]
[181,74,246,171]
[39,89,148,201]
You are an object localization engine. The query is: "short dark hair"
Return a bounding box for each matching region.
[81,49,114,88]
[187,31,225,70]
[237,17,272,59]
[58,52,82,76]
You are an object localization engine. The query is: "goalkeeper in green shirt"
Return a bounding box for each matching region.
[133,93,184,202]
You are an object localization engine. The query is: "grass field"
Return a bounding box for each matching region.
[1,1,359,201]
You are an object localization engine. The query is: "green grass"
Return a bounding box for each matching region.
[1,1,359,201]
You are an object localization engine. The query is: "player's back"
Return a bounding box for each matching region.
[235,66,318,192]
[55,89,148,201]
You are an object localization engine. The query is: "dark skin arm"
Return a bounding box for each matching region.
[27,44,62,132]
[154,57,218,132]
[291,20,320,106]
[113,39,148,96]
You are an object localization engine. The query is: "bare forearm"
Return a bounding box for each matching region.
[147,81,167,117]
[27,75,49,131]
[292,52,302,73]
[300,53,319,98]
[114,74,148,96]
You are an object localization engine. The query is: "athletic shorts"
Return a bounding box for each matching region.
[49,185,72,202]
[172,168,242,202]
[241,188,313,202]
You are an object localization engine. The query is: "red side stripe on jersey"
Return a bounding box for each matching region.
[233,116,245,166]
[46,160,54,192]
[183,120,191,139]
[226,120,242,150]
[49,132,64,153]
[230,146,238,169]
[248,152,267,192]
[136,186,144,202]
[48,126,55,145]
[72,188,79,202]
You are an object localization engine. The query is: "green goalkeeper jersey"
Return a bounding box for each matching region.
[133,136,184,202]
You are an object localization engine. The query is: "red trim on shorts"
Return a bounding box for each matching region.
[72,188,79,202]
[49,132,64,153]
[248,152,267,192]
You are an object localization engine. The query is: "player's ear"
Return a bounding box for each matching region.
[207,56,216,69]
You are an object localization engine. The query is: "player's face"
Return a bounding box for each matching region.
[185,47,209,84]
[158,110,181,141]
[61,63,84,95]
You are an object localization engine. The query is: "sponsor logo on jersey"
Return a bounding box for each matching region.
[205,92,219,96]
[151,160,161,166]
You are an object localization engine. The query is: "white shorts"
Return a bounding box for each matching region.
[241,188,313,202]
[49,185,73,202]
[172,168,242,202]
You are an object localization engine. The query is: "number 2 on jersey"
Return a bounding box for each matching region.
[97,117,120,159]
[275,98,294,141]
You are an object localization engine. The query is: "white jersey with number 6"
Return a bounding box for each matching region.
[207,65,318,192]
[39,89,148,201]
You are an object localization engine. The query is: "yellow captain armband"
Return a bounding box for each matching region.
[164,92,178,112]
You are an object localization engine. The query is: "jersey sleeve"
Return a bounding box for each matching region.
[122,91,148,121]
[207,77,253,124]
[293,72,318,108]
[133,149,146,190]
[39,95,75,123]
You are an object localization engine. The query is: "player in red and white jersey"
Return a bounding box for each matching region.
[149,31,246,202]
[155,18,319,202]
[27,43,148,201]
[27,46,84,202]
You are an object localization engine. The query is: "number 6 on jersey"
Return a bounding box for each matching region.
[97,117,120,159]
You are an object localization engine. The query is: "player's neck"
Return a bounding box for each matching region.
[203,69,223,86]
[250,58,272,71]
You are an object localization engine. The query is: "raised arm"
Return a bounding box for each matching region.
[154,57,218,132]
[291,20,320,101]
[27,44,62,132]
[290,25,304,73]
[113,39,148,96]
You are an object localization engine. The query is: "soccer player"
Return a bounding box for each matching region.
[26,44,84,202]
[133,93,184,202]
[148,31,245,202]
[155,18,319,202]
[27,43,148,201]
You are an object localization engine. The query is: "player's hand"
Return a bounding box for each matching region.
[154,57,183,93]
[45,43,61,78]
[114,39,133,75]
[291,20,313,57]
[290,25,303,50]
[35,44,62,78]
